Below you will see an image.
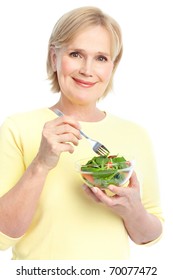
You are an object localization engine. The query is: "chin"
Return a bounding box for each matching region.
[70,95,96,105]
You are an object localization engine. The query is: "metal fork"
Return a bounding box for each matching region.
[54,109,110,156]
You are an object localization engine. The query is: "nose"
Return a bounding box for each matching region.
[79,58,93,77]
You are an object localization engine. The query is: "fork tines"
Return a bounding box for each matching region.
[94,143,110,156]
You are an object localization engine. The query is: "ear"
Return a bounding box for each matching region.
[50,46,57,72]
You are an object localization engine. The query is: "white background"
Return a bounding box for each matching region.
[0,0,172,268]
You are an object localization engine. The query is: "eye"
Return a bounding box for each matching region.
[97,55,108,62]
[69,51,82,58]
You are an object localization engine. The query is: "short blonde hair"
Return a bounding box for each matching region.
[47,6,123,97]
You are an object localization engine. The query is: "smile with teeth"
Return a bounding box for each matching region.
[73,77,96,88]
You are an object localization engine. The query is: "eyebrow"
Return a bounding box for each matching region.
[66,48,111,57]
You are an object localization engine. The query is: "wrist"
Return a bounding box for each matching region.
[31,155,51,176]
[122,203,147,224]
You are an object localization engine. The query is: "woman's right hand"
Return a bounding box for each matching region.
[36,115,82,170]
[0,114,82,238]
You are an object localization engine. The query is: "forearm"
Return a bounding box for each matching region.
[123,206,163,245]
[0,156,49,238]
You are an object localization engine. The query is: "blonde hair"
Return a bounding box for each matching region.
[47,6,123,97]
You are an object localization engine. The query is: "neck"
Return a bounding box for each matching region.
[50,98,106,122]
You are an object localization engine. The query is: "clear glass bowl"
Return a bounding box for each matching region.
[75,156,134,188]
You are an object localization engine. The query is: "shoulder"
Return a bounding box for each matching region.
[0,108,56,137]
[1,108,54,127]
[7,108,52,121]
[106,112,146,131]
[105,112,153,143]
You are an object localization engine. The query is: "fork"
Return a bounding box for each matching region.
[54,109,110,156]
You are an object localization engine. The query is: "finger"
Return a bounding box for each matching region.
[49,141,75,154]
[128,171,140,189]
[56,133,80,146]
[44,116,81,132]
[108,185,128,197]
[91,187,116,206]
[56,115,81,130]
[82,185,101,202]
[55,124,82,140]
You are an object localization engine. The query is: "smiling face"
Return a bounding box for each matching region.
[52,25,114,106]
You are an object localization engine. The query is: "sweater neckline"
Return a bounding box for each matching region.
[46,107,109,124]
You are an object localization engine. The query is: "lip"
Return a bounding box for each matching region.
[72,77,96,88]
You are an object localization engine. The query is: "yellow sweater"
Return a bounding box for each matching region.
[0,108,163,259]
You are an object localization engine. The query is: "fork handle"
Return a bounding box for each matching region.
[54,109,89,139]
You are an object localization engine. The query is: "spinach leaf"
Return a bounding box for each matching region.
[81,155,132,187]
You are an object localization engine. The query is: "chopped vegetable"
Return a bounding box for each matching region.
[81,155,132,188]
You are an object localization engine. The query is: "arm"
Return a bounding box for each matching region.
[109,173,162,244]
[0,159,49,238]
[0,115,81,238]
[83,172,163,244]
[122,204,162,245]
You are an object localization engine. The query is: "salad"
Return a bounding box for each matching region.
[80,155,133,188]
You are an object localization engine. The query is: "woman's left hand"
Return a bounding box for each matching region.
[82,171,142,219]
[82,171,162,244]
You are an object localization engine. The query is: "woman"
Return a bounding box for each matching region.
[0,6,163,259]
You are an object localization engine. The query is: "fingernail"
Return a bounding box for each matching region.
[82,184,87,190]
[92,187,98,193]
[108,185,114,191]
